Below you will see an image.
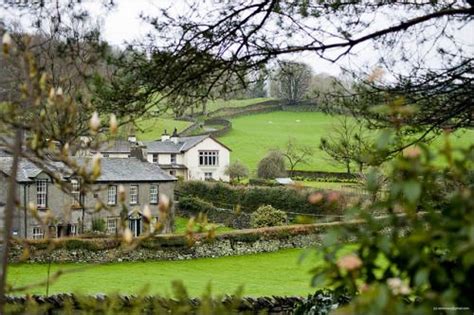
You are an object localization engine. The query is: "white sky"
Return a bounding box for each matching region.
[2,0,473,78]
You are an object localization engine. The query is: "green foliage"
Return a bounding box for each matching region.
[225,160,249,182]
[257,150,287,179]
[178,196,216,214]
[294,289,352,315]
[311,135,474,313]
[91,218,106,233]
[250,205,288,228]
[177,180,346,215]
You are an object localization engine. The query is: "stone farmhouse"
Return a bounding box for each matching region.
[0,156,176,239]
[91,129,232,181]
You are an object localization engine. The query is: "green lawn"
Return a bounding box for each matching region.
[218,111,474,173]
[8,248,344,297]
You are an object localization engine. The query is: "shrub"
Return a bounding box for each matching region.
[257,150,287,179]
[177,180,347,215]
[250,205,288,228]
[178,196,216,214]
[91,217,106,232]
[225,160,249,182]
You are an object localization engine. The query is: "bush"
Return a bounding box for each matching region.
[250,205,288,228]
[257,150,287,179]
[91,217,106,232]
[177,180,347,215]
[178,196,216,214]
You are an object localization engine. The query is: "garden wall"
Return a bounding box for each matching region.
[4,294,305,314]
[209,100,283,119]
[290,170,359,181]
[8,220,371,263]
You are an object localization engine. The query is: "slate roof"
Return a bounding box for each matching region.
[0,157,66,182]
[83,157,176,182]
[91,140,132,154]
[144,135,231,153]
[0,157,176,183]
[144,135,208,153]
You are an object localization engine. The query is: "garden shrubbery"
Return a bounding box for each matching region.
[250,205,288,228]
[177,180,346,215]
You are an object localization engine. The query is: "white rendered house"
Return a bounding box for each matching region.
[144,130,231,181]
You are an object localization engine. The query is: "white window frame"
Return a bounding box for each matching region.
[32,226,44,239]
[107,217,117,234]
[71,179,80,207]
[108,185,117,205]
[150,185,158,204]
[70,224,77,236]
[36,179,48,208]
[130,185,139,205]
[199,151,219,166]
[204,172,213,180]
[170,153,176,164]
[152,153,159,163]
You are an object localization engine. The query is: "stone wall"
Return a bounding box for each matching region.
[4,294,305,314]
[9,232,321,264]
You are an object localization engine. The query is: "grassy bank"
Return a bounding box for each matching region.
[8,248,338,297]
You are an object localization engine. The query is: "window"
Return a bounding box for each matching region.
[108,185,117,205]
[169,170,176,176]
[32,226,44,239]
[36,179,48,208]
[199,151,219,166]
[69,224,77,236]
[130,185,139,205]
[204,172,213,180]
[152,154,159,163]
[102,154,109,157]
[150,185,158,204]
[107,217,117,234]
[170,154,176,164]
[71,179,80,207]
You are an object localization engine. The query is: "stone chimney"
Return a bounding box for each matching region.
[161,129,170,142]
[127,135,137,143]
[170,128,179,144]
[130,144,148,162]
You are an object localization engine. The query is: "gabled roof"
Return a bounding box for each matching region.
[0,157,66,182]
[144,134,232,153]
[91,140,132,154]
[78,157,176,182]
[0,157,176,183]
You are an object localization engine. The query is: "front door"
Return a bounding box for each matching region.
[129,218,142,237]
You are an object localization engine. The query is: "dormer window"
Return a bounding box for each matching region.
[170,154,176,164]
[152,154,159,163]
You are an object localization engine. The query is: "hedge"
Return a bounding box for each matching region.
[176,180,346,215]
[11,219,371,252]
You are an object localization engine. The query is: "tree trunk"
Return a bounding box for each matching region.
[0,130,21,311]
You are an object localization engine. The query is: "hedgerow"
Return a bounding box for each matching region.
[176,181,346,215]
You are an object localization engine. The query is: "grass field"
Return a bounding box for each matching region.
[137,117,192,141]
[219,111,347,172]
[7,248,346,297]
[218,111,474,173]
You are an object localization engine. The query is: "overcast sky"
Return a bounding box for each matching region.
[2,0,473,78]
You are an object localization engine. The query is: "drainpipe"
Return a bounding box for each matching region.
[23,183,30,239]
